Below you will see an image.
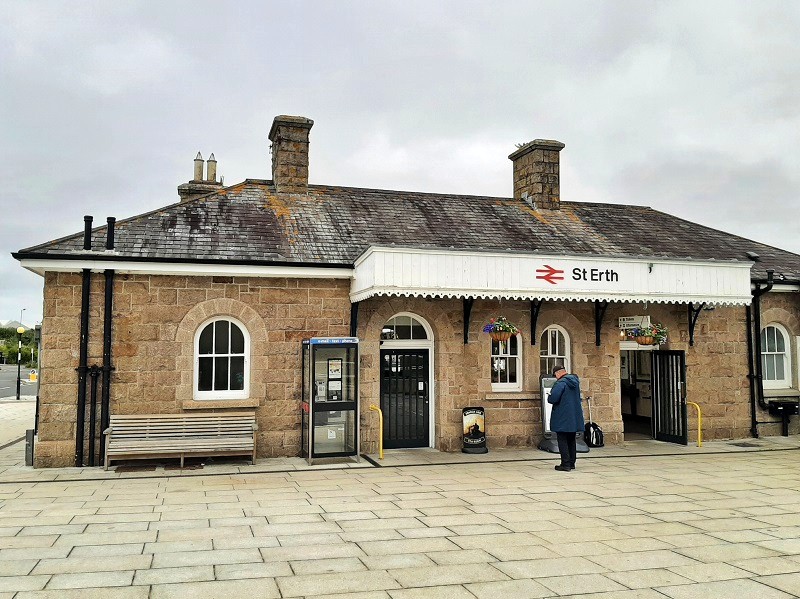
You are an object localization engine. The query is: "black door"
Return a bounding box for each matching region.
[380,349,429,448]
[651,350,687,445]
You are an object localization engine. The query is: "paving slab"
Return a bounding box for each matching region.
[3,430,800,597]
[655,578,795,598]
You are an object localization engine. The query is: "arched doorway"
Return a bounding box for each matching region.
[379,313,434,448]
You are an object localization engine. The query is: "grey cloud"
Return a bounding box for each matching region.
[2,0,800,323]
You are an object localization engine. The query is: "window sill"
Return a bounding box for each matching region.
[764,389,800,398]
[484,392,537,401]
[183,398,260,410]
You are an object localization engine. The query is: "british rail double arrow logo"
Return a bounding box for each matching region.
[535,264,564,285]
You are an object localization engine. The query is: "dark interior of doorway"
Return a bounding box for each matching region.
[621,349,652,440]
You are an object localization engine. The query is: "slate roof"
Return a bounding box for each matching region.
[15,179,800,282]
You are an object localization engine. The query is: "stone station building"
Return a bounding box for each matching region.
[14,115,800,468]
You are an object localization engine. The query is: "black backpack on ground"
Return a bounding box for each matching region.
[583,396,604,448]
[584,421,604,447]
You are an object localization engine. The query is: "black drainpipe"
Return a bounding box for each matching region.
[746,305,757,437]
[748,270,774,438]
[99,217,116,464]
[75,215,93,466]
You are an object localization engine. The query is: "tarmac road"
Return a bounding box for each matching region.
[0,364,38,400]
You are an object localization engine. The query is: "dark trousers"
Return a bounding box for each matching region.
[556,432,577,468]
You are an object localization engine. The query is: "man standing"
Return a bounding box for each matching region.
[548,364,585,471]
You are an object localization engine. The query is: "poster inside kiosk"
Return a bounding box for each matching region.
[537,375,589,454]
[301,337,359,465]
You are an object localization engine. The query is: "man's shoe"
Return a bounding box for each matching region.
[554,465,571,471]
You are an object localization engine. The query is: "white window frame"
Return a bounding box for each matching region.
[491,333,523,392]
[761,323,792,390]
[540,325,571,375]
[194,316,251,400]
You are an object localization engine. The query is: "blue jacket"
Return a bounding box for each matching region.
[548,374,585,433]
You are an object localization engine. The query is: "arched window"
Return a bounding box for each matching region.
[540,325,570,375]
[194,317,250,400]
[380,314,429,340]
[491,334,522,391]
[761,323,792,389]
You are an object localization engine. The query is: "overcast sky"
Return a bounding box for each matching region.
[2,1,799,325]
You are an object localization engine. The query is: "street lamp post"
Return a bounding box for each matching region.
[16,326,25,401]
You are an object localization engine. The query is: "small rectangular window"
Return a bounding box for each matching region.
[230,356,245,390]
[215,321,229,354]
[214,357,229,391]
[198,357,213,391]
[491,337,521,391]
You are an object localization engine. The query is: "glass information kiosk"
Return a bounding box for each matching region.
[301,337,359,465]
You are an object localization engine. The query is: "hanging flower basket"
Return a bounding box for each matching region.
[483,316,519,342]
[627,323,668,346]
[490,331,513,343]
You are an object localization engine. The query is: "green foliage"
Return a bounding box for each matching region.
[0,328,36,366]
[0,327,35,344]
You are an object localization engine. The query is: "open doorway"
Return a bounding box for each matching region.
[621,349,652,440]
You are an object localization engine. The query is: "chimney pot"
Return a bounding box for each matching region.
[268,115,313,194]
[509,139,565,210]
[193,152,204,181]
[206,153,217,183]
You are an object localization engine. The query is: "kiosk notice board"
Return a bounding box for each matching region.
[301,337,359,465]
[538,375,589,454]
[462,407,487,453]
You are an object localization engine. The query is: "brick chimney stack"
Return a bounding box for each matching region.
[268,115,313,194]
[508,139,565,210]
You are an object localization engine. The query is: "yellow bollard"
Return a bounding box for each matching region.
[687,401,702,447]
[369,404,384,460]
[29,370,38,382]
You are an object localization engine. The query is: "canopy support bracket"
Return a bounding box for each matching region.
[530,299,544,345]
[594,300,609,347]
[463,298,474,344]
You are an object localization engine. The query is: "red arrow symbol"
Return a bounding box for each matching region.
[536,264,564,285]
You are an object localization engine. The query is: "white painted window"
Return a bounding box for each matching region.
[380,314,429,340]
[761,323,792,389]
[540,325,570,375]
[194,317,250,400]
[491,334,522,391]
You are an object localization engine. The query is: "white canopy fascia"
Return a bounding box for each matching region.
[351,246,753,306]
[18,258,353,280]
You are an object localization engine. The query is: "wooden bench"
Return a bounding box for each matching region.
[104,412,257,470]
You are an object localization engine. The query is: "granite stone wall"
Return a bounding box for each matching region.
[35,272,800,468]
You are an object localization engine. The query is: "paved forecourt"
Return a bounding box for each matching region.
[3,436,800,598]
